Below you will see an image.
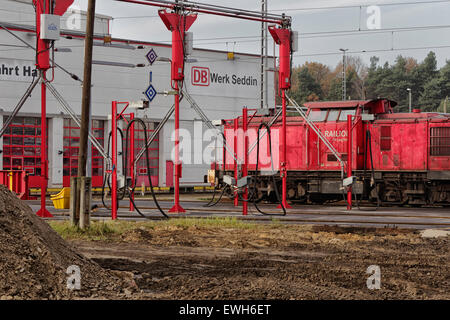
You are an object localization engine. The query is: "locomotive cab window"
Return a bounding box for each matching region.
[327,109,340,121]
[430,127,450,156]
[308,109,327,122]
[338,109,356,121]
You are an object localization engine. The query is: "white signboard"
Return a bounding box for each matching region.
[0,58,37,82]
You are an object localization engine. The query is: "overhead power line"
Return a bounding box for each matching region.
[268,0,450,12]
[294,44,450,58]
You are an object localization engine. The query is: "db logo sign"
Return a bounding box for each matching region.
[191,67,210,86]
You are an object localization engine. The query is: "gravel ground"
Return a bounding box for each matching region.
[71,223,449,300]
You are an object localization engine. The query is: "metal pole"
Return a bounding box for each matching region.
[278,89,291,209]
[36,72,52,218]
[347,114,352,210]
[129,112,135,211]
[340,48,348,101]
[343,52,346,101]
[264,0,268,109]
[112,101,118,220]
[242,108,248,216]
[77,0,96,178]
[260,0,266,109]
[77,0,96,227]
[35,0,52,218]
[409,90,412,113]
[169,80,185,213]
[234,118,239,207]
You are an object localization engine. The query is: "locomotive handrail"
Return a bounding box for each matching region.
[286,93,346,177]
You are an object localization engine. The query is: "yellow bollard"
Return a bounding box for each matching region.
[8,171,13,192]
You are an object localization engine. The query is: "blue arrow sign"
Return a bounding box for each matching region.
[145,84,157,102]
[146,49,158,65]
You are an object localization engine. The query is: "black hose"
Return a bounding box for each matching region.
[101,128,125,210]
[205,185,229,207]
[124,118,169,219]
[356,130,381,211]
[251,122,286,216]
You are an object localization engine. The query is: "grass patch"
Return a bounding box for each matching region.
[48,220,132,241]
[49,217,287,241]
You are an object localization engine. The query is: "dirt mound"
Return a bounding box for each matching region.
[0,186,134,299]
[121,228,153,242]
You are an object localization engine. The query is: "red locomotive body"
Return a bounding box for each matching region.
[218,99,450,205]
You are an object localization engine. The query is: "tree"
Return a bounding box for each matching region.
[290,51,446,113]
[291,67,323,103]
[419,77,443,112]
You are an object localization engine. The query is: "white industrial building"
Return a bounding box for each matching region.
[0,0,275,189]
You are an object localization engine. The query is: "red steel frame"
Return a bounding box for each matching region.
[111,101,118,220]
[129,113,135,211]
[110,101,137,220]
[269,26,293,210]
[170,80,185,213]
[233,118,239,207]
[242,108,248,216]
[33,0,73,217]
[347,114,353,210]
[158,9,197,213]
[113,0,291,213]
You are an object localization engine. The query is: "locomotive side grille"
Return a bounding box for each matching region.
[327,153,348,162]
[380,126,392,151]
[430,127,450,156]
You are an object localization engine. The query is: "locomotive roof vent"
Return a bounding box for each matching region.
[303,99,396,115]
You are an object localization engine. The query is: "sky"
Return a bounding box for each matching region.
[72,0,450,69]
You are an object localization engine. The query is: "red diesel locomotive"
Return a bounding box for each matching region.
[216,99,450,206]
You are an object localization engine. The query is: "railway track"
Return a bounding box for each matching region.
[37,200,450,228]
[113,204,450,220]
[69,203,450,228]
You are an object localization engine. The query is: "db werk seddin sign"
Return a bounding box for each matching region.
[0,58,37,82]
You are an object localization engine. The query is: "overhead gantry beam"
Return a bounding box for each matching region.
[115,0,291,26]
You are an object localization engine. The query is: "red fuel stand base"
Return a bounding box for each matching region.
[169,204,186,213]
[36,208,53,218]
[277,203,292,209]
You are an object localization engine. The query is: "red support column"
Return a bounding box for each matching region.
[242,108,248,216]
[111,101,118,220]
[279,89,291,209]
[129,113,135,211]
[36,74,52,218]
[233,118,239,207]
[347,114,353,210]
[269,25,292,210]
[158,9,196,214]
[169,80,186,213]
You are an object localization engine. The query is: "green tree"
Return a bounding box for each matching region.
[291,67,323,103]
